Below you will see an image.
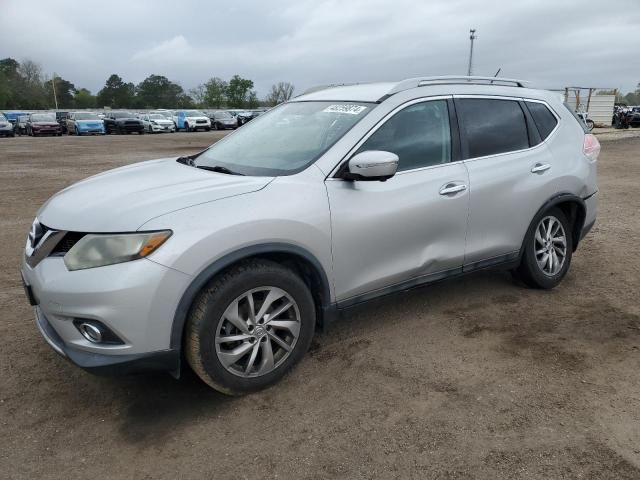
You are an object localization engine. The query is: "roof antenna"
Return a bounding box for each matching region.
[491,68,501,84]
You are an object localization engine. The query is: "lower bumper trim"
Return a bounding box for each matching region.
[35,309,179,376]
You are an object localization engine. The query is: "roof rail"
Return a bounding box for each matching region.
[298,83,362,96]
[386,76,529,96]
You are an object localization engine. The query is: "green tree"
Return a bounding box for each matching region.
[74,88,96,108]
[44,76,76,108]
[203,77,228,108]
[96,74,135,108]
[226,75,254,108]
[0,58,20,108]
[135,74,186,108]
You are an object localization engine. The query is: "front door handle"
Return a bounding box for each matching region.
[439,183,467,195]
[531,163,551,174]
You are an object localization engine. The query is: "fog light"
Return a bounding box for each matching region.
[78,322,103,343]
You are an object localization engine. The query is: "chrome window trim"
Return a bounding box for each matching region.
[329,95,455,178]
[453,94,561,164]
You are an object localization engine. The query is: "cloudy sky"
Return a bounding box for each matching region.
[1,0,639,97]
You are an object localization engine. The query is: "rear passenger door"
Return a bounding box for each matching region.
[456,96,559,267]
[326,98,470,303]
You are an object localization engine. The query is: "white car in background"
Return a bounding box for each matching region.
[140,113,176,133]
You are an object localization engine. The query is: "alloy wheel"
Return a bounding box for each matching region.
[215,286,301,378]
[534,215,567,276]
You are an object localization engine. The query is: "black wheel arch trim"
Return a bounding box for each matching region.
[170,243,333,351]
[519,192,587,259]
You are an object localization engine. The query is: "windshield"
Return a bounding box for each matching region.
[31,113,56,122]
[149,114,166,120]
[215,111,233,119]
[195,101,374,176]
[184,110,203,117]
[112,112,134,118]
[0,113,6,121]
[74,113,99,120]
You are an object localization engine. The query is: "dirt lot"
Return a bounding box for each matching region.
[1,131,639,479]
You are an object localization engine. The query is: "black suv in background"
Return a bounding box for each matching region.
[104,112,145,134]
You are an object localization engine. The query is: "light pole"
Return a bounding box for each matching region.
[51,73,59,110]
[467,29,477,77]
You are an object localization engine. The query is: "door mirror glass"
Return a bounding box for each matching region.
[344,150,399,181]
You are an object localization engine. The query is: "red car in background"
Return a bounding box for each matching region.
[26,113,62,136]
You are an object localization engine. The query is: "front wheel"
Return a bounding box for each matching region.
[185,260,316,395]
[586,119,595,131]
[514,207,573,289]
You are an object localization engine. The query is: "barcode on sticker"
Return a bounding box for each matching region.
[322,104,367,115]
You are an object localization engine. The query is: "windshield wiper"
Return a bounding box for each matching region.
[176,156,195,166]
[196,165,245,176]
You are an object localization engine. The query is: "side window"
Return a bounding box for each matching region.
[526,101,558,140]
[356,100,451,171]
[457,98,529,158]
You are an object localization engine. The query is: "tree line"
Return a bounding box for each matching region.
[0,57,295,110]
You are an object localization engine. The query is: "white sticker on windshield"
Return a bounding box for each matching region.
[322,104,368,115]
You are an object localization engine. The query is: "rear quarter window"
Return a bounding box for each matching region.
[526,101,559,139]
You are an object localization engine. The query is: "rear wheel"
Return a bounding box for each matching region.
[185,260,315,395]
[515,207,573,289]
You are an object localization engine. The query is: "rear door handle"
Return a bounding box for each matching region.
[531,163,551,174]
[439,183,467,195]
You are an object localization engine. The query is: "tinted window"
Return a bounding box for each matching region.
[457,99,529,158]
[357,100,451,171]
[526,102,558,139]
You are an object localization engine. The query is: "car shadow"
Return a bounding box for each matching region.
[109,368,235,444]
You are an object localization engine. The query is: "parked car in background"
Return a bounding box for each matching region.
[0,112,15,137]
[56,112,69,134]
[140,113,176,133]
[2,111,29,131]
[26,113,62,136]
[66,112,106,135]
[20,76,599,395]
[104,112,144,134]
[16,115,30,135]
[208,110,238,130]
[236,110,262,126]
[628,107,640,128]
[174,110,211,131]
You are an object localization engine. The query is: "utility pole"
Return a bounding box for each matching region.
[52,73,58,110]
[467,29,477,77]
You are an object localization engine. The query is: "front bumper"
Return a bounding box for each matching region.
[22,254,192,374]
[151,124,174,132]
[34,308,179,374]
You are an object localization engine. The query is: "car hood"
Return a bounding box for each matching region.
[38,158,273,232]
[186,116,209,121]
[115,118,141,122]
[32,121,59,126]
[76,119,103,125]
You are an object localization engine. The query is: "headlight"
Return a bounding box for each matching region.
[64,231,172,271]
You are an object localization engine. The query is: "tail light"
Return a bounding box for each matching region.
[583,134,600,161]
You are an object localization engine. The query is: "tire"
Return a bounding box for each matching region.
[586,119,595,131]
[185,259,316,395]
[205,127,211,132]
[514,207,573,289]
[75,127,80,136]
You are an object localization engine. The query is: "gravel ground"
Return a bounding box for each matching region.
[0,131,639,479]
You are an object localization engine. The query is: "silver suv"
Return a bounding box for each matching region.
[22,76,600,395]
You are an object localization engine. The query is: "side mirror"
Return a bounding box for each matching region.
[343,150,399,181]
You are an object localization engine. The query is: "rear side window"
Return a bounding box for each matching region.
[526,101,558,139]
[457,98,529,158]
[357,100,451,171]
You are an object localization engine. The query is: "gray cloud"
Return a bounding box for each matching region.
[1,0,639,96]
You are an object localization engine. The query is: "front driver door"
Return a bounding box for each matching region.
[326,98,470,304]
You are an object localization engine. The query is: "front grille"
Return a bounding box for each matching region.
[196,120,207,124]
[51,232,86,255]
[125,121,140,125]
